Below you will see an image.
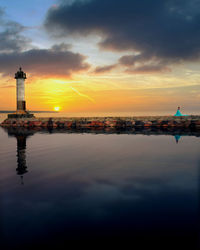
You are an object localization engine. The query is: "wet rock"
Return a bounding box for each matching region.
[167,121,175,127]
[144,121,152,127]
[161,121,169,127]
[33,121,42,127]
[194,121,200,127]
[64,121,73,128]
[125,121,133,127]
[116,120,126,128]
[42,122,49,127]
[135,121,145,127]
[131,121,136,126]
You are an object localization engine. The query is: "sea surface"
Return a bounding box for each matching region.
[0,113,199,249]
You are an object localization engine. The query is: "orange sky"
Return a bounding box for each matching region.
[0,0,200,115]
[1,67,200,115]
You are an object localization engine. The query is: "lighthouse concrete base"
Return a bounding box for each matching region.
[8,111,35,119]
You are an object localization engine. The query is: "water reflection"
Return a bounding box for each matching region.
[0,127,199,249]
[174,134,181,144]
[4,125,200,137]
[6,129,33,184]
[16,135,28,184]
[3,127,200,182]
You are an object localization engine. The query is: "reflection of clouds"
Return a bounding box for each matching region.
[1,130,199,249]
[1,158,198,250]
[121,177,167,196]
[95,178,114,186]
[23,178,91,203]
[3,172,197,213]
[94,177,168,202]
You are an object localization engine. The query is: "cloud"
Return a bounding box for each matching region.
[93,64,117,74]
[119,54,171,74]
[0,43,90,78]
[0,8,31,53]
[119,54,152,67]
[125,64,171,74]
[0,9,90,78]
[45,0,200,71]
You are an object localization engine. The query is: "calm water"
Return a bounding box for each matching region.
[0,126,199,249]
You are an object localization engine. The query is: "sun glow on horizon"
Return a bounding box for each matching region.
[54,106,60,112]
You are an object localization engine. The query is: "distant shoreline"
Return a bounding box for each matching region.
[0,111,58,113]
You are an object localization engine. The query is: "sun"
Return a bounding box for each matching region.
[54,106,60,112]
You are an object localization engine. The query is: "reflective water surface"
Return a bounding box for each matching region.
[0,127,199,249]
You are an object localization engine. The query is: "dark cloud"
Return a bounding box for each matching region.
[125,64,171,74]
[51,43,72,51]
[45,0,200,71]
[0,8,30,53]
[93,64,117,74]
[119,54,171,73]
[94,55,170,74]
[119,54,152,67]
[0,43,90,77]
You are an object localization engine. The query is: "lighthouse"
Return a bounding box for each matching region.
[8,67,34,118]
[15,67,26,113]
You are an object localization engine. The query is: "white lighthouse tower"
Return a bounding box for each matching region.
[8,67,34,118]
[15,67,26,113]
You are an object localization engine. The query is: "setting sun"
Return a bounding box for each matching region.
[54,106,60,112]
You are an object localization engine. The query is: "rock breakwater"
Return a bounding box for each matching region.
[1,116,200,129]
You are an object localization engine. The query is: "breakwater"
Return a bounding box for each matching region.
[1,116,200,129]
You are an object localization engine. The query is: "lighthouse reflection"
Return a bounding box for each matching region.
[16,135,28,184]
[5,128,34,184]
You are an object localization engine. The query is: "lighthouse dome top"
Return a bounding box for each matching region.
[15,67,26,79]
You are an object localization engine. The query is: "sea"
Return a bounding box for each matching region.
[0,112,199,249]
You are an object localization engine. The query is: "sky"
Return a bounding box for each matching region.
[0,0,200,115]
